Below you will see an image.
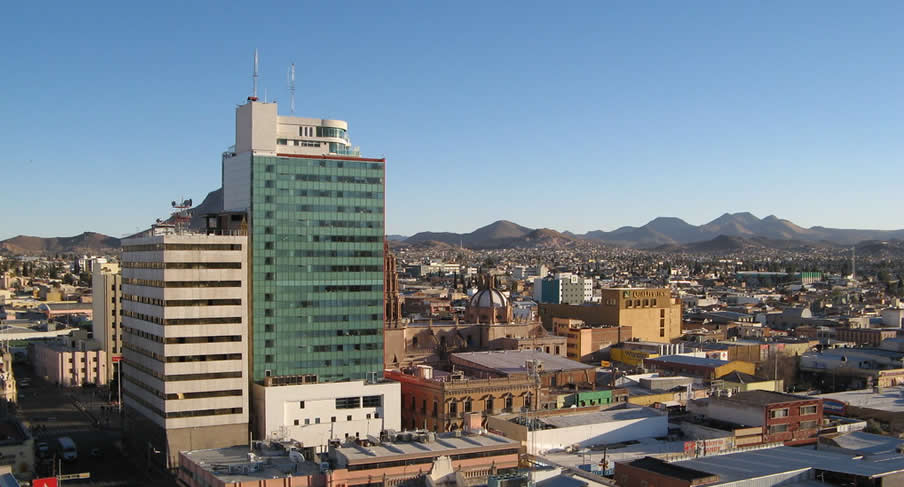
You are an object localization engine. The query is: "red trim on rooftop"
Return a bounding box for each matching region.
[276,153,386,163]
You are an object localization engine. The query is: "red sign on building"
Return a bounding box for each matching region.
[33,478,58,487]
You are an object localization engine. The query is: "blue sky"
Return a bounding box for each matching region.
[2,2,903,240]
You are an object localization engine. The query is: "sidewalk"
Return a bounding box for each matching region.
[66,386,121,431]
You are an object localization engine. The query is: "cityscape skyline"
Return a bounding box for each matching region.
[3,2,904,240]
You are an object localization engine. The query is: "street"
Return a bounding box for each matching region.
[14,362,177,486]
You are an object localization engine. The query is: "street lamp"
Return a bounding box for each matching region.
[147,442,161,472]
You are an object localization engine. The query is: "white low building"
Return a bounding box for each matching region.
[488,405,667,455]
[252,379,400,453]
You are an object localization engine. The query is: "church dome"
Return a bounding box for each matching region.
[470,288,508,309]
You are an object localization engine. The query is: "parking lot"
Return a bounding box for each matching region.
[15,363,176,486]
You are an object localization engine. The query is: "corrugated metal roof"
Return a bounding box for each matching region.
[674,446,904,483]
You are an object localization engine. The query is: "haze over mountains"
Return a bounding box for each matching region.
[0,232,121,255]
[402,212,904,249]
[5,210,904,255]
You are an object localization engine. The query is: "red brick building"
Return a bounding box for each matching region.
[834,327,899,347]
[687,390,823,446]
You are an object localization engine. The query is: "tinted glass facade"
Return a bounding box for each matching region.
[251,154,385,382]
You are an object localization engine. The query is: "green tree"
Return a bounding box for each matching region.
[78,271,92,286]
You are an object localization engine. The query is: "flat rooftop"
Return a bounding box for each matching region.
[646,355,731,367]
[182,445,321,483]
[539,407,662,429]
[627,457,715,482]
[817,386,904,412]
[451,350,593,374]
[672,445,904,483]
[335,432,517,464]
[825,431,904,456]
[716,390,812,407]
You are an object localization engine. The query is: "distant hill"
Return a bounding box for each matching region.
[0,232,121,255]
[401,212,904,249]
[575,212,904,248]
[403,221,580,249]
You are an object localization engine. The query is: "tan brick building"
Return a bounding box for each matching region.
[553,318,632,362]
[540,288,681,342]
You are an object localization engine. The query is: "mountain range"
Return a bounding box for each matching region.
[403,212,904,249]
[5,210,904,255]
[0,232,121,256]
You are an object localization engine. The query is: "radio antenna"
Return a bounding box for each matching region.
[288,63,296,114]
[253,49,260,99]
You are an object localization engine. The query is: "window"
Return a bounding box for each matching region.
[347,415,352,421]
[265,324,274,332]
[265,340,274,348]
[770,408,789,418]
[277,138,288,145]
[626,301,632,308]
[331,416,336,423]
[643,299,649,307]
[432,401,438,418]
[265,355,273,363]
[305,418,310,425]
[299,401,305,409]
[363,396,382,408]
[464,399,472,413]
[660,329,665,337]
[315,418,320,424]
[294,419,299,426]
[366,413,371,420]
[652,299,657,306]
[660,309,665,317]
[336,397,361,409]
[486,398,494,412]
[799,420,818,430]
[450,401,458,416]
[800,405,818,416]
[768,423,789,434]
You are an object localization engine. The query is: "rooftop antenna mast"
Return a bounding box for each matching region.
[852,246,856,280]
[253,49,260,99]
[288,63,296,114]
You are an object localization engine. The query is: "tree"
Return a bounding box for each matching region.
[78,272,92,287]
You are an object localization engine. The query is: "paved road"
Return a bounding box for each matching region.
[15,363,177,486]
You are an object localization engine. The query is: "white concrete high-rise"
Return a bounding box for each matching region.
[120,233,249,468]
[92,261,122,384]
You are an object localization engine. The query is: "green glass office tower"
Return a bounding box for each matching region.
[224,101,385,383]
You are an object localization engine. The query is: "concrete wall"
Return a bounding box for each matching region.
[223,151,252,212]
[32,344,106,386]
[527,415,667,453]
[253,380,400,452]
[235,101,277,155]
[687,399,764,427]
[92,262,121,383]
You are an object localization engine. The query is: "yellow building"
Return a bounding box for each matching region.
[553,318,632,363]
[540,288,681,343]
[720,371,784,393]
[611,348,660,367]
